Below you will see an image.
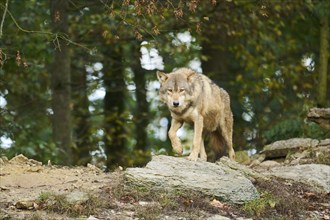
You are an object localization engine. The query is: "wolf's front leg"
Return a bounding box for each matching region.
[188,116,204,161]
[168,119,183,155]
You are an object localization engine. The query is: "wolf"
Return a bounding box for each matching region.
[157,68,235,161]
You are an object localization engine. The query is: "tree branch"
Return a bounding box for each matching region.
[0,3,92,52]
[0,0,9,39]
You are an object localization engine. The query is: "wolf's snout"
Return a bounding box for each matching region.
[173,101,180,107]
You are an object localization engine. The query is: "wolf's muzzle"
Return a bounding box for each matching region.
[173,101,180,107]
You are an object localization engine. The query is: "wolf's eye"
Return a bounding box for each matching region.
[179,88,185,92]
[167,88,173,93]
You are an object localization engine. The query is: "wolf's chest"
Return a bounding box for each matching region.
[172,109,219,132]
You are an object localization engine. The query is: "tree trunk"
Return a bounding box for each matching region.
[71,51,92,165]
[133,68,148,151]
[318,14,329,107]
[131,43,151,166]
[50,0,72,165]
[103,46,127,170]
[132,44,148,151]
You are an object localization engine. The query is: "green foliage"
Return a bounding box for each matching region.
[243,191,277,217]
[263,119,304,144]
[263,118,329,145]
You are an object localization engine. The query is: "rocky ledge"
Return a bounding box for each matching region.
[125,155,259,204]
[125,137,330,205]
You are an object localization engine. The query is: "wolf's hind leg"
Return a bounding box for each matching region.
[168,119,183,155]
[227,142,235,161]
[199,140,207,161]
[220,119,235,161]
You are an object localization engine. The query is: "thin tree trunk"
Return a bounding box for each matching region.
[50,0,72,165]
[103,47,127,170]
[132,44,148,151]
[71,52,92,165]
[318,14,329,107]
[132,43,150,166]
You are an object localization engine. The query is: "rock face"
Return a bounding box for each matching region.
[250,137,330,193]
[263,164,330,193]
[307,108,330,130]
[125,155,259,204]
[261,138,319,159]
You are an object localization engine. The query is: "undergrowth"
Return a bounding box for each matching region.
[37,190,110,217]
[240,178,329,220]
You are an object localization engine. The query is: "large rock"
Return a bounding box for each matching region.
[125,155,259,204]
[307,108,330,130]
[217,157,269,181]
[262,164,330,193]
[261,138,319,159]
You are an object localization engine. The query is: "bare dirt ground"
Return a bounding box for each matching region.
[1,154,329,220]
[0,155,122,219]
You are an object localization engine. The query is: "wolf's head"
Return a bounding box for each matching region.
[157,68,196,114]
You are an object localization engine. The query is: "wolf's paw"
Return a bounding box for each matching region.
[187,153,198,161]
[228,149,236,161]
[200,154,207,161]
[172,146,183,155]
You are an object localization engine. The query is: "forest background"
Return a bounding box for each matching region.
[0,0,329,170]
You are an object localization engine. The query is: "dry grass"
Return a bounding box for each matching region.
[37,190,111,217]
[109,173,221,219]
[239,178,329,220]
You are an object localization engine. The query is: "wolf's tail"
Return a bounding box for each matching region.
[209,128,227,160]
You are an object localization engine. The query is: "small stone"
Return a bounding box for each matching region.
[87,216,100,220]
[207,215,230,220]
[10,154,29,164]
[28,159,42,166]
[87,163,101,172]
[290,158,300,165]
[66,191,89,204]
[210,199,225,209]
[249,159,261,167]
[138,201,150,206]
[27,167,43,172]
[9,205,15,210]
[15,200,35,209]
[0,186,9,191]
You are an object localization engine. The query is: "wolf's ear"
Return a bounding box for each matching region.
[157,71,168,83]
[187,71,195,82]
